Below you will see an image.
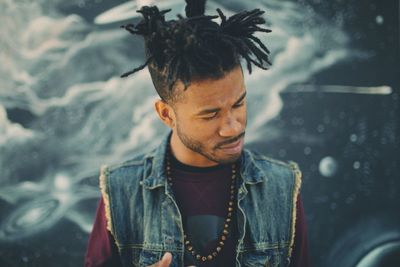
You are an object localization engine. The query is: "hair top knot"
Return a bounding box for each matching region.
[119,1,272,102]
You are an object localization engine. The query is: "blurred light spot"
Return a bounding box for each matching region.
[375,15,384,25]
[350,134,358,142]
[346,194,356,204]
[304,146,312,155]
[353,161,361,169]
[54,174,71,191]
[319,156,338,177]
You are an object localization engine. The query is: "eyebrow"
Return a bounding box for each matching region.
[196,91,247,116]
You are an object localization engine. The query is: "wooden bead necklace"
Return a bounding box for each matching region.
[165,153,237,262]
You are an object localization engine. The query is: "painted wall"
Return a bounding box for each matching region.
[0,0,398,266]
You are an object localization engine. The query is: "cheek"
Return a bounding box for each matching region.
[178,117,215,138]
[193,122,221,146]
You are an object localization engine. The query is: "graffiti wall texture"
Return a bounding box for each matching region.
[0,0,398,266]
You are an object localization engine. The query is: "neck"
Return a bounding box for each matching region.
[169,130,219,167]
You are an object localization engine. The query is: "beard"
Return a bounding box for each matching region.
[175,123,245,164]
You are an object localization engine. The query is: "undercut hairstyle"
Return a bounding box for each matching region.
[120,0,272,103]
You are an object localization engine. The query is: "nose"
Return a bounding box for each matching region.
[218,114,242,138]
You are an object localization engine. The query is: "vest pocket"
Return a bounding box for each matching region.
[128,248,140,267]
[136,249,163,266]
[240,250,281,267]
[131,248,182,267]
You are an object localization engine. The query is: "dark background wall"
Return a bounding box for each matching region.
[0,0,399,266]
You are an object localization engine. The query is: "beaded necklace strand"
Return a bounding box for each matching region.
[165,152,237,262]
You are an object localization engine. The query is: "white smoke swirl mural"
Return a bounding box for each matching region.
[0,0,398,266]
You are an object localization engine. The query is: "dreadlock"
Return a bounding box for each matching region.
[120,0,271,102]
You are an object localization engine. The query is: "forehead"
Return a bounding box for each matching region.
[178,66,245,108]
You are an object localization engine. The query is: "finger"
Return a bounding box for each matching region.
[147,252,172,267]
[159,252,172,267]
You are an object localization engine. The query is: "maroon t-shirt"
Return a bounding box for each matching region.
[85,156,310,267]
[169,156,238,266]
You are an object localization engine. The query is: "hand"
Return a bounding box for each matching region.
[147,252,172,267]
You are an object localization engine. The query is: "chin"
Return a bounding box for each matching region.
[214,152,242,164]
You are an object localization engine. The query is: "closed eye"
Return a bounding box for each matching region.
[234,101,245,108]
[233,91,246,108]
[202,112,218,120]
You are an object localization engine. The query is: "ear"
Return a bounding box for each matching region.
[154,100,176,128]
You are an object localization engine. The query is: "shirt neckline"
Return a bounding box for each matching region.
[170,151,231,173]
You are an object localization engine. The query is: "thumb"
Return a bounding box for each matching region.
[159,252,172,266]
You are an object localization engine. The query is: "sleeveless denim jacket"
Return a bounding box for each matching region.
[99,133,302,267]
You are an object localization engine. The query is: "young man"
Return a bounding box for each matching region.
[85,1,309,266]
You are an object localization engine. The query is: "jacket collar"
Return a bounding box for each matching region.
[142,131,266,189]
[142,131,171,189]
[239,149,266,185]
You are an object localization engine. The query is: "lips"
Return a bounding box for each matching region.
[218,138,243,153]
[220,139,241,148]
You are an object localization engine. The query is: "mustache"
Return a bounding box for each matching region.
[215,132,246,149]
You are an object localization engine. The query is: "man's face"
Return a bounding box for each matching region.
[171,65,247,165]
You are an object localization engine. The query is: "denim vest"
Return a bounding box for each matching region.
[99,133,302,267]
